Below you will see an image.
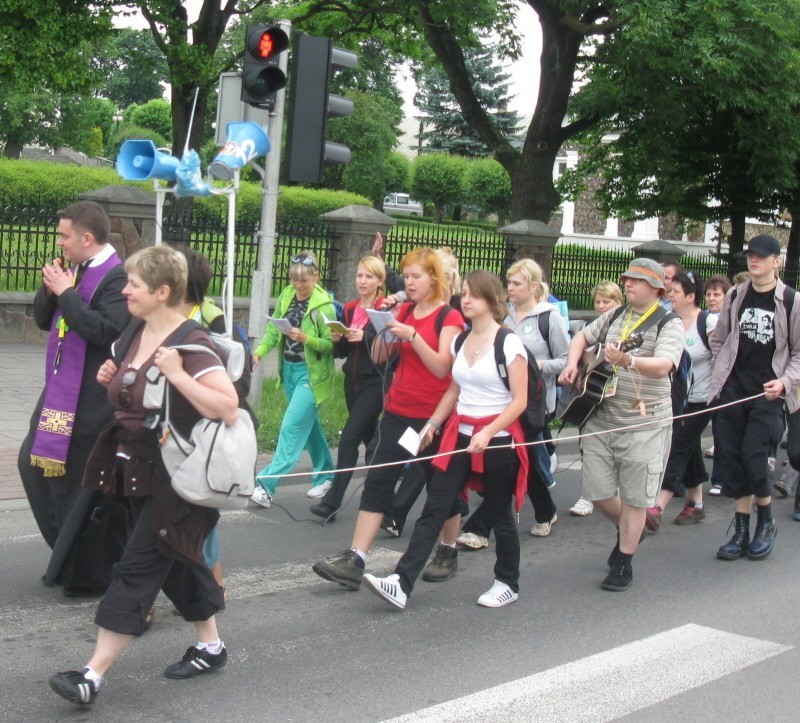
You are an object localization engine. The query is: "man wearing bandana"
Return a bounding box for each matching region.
[18,201,130,597]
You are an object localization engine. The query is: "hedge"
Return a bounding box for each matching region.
[0,159,370,224]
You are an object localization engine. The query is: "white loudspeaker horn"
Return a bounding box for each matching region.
[117,140,181,182]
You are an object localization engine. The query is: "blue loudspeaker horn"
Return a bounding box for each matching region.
[212,122,270,170]
[117,140,181,182]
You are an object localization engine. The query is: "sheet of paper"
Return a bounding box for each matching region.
[323,313,349,335]
[366,308,400,342]
[398,426,423,456]
[267,316,292,334]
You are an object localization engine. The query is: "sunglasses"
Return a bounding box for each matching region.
[291,255,317,270]
[119,369,137,410]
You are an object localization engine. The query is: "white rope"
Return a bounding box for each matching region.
[255,391,773,481]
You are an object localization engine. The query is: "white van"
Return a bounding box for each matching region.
[383,193,424,216]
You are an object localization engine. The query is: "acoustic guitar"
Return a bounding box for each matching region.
[556,334,644,428]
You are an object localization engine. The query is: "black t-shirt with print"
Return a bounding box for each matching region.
[731,286,777,395]
[283,297,309,363]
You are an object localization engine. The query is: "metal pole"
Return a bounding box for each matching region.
[248,18,291,410]
[224,171,239,336]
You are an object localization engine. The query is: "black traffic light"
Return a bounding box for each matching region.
[284,33,358,184]
[241,24,289,110]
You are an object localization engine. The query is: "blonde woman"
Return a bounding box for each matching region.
[250,252,336,507]
[310,256,390,520]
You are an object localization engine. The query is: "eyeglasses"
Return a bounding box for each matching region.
[291,255,317,270]
[119,369,137,410]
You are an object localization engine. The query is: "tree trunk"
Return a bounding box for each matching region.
[727,210,747,277]
[2,137,23,159]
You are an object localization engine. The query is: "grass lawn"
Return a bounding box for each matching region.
[255,371,349,453]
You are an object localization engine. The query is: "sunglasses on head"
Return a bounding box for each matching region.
[119,369,137,410]
[291,255,317,269]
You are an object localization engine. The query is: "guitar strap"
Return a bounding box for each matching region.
[603,303,673,345]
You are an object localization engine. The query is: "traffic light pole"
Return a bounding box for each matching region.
[248,18,291,411]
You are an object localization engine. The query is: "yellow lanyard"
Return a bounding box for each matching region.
[188,303,201,321]
[619,301,660,343]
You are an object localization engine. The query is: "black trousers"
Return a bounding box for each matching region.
[358,413,442,513]
[714,386,785,499]
[321,378,384,510]
[395,434,520,596]
[661,402,713,493]
[95,496,224,637]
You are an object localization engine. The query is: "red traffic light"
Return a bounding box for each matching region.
[247,26,288,60]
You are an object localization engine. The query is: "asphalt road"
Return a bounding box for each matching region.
[2,433,798,722]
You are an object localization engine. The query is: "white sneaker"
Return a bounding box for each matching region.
[250,486,273,508]
[363,573,407,610]
[307,480,333,498]
[569,498,593,516]
[530,513,557,537]
[456,532,489,550]
[708,483,723,496]
[704,445,714,458]
[477,580,518,608]
[550,452,558,474]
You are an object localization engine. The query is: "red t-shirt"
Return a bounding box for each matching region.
[385,303,464,419]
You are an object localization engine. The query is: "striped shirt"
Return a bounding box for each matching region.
[582,306,684,428]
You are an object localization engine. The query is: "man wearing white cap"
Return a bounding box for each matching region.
[560,258,684,591]
[708,234,800,561]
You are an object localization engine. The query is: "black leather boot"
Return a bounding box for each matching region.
[716,512,751,560]
[748,504,777,559]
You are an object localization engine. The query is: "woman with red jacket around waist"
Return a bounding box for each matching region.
[362,270,529,610]
[312,247,463,591]
[310,255,390,521]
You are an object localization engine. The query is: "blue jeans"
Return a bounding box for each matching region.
[256,361,334,495]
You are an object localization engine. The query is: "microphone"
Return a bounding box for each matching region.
[379,290,407,310]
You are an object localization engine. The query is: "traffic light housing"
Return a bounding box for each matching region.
[241,24,289,110]
[284,33,357,184]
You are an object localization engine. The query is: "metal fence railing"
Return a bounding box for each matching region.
[0,195,59,292]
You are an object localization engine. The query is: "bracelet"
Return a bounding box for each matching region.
[408,330,417,343]
[427,418,441,433]
[628,354,637,370]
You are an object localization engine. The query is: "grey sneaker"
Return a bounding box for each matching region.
[421,544,458,582]
[312,549,365,590]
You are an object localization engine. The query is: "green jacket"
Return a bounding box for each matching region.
[254,284,335,404]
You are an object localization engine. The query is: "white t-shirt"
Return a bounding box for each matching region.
[450,331,527,437]
[686,312,717,403]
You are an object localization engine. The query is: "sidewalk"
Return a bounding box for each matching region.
[0,342,315,508]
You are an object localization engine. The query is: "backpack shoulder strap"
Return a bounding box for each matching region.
[113,318,146,366]
[537,312,551,358]
[784,285,796,317]
[696,309,710,350]
[435,303,454,335]
[453,329,470,355]
[493,328,513,391]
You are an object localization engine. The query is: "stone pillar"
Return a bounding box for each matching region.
[321,205,396,301]
[77,185,159,258]
[630,238,684,265]
[498,219,562,282]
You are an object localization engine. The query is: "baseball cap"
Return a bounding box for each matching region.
[739,234,781,257]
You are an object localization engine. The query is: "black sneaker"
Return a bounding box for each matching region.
[49,668,98,705]
[309,501,337,521]
[312,549,365,590]
[380,517,401,538]
[421,544,458,582]
[164,645,228,679]
[601,560,633,592]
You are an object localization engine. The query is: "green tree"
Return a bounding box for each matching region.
[411,154,468,222]
[415,40,520,157]
[57,96,117,156]
[128,99,173,144]
[326,91,403,206]
[384,152,412,194]
[94,28,168,108]
[568,0,800,261]
[464,158,512,224]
